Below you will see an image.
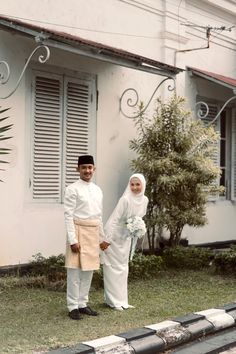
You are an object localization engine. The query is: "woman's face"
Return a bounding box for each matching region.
[130,177,142,194]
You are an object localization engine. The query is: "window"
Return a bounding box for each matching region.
[30,70,96,203]
[200,101,235,200]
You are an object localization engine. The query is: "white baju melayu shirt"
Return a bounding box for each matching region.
[64,178,105,245]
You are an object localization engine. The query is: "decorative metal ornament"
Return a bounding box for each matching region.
[119,76,175,119]
[195,101,209,119]
[195,95,236,125]
[0,45,50,99]
[0,61,10,85]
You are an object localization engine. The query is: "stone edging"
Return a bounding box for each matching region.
[48,302,236,353]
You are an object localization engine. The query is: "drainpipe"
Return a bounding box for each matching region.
[174,28,211,67]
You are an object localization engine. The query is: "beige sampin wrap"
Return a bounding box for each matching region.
[65,219,100,271]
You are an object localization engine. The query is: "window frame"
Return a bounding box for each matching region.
[230,108,236,201]
[27,65,97,204]
[197,97,234,201]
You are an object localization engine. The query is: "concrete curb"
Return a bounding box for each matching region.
[48,302,236,354]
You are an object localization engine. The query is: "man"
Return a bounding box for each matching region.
[64,155,109,320]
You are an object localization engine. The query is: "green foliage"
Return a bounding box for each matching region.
[28,253,164,287]
[29,253,102,289]
[0,275,49,290]
[130,95,221,249]
[30,253,66,281]
[214,245,236,273]
[129,253,163,280]
[162,246,214,269]
[0,107,12,181]
[92,268,104,289]
[3,247,236,295]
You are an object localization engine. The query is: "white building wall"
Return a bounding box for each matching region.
[0,0,164,59]
[0,0,236,265]
[0,23,164,266]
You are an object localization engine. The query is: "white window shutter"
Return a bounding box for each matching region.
[231,108,236,200]
[63,78,93,187]
[32,74,63,201]
[200,103,220,201]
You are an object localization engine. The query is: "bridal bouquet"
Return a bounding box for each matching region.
[126,216,146,239]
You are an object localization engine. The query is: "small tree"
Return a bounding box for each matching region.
[0,107,12,181]
[130,95,221,251]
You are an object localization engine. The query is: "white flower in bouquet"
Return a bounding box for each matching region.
[126,216,146,239]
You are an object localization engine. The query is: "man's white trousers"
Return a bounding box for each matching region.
[67,268,93,312]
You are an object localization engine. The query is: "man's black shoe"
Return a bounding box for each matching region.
[68,309,82,320]
[79,306,98,316]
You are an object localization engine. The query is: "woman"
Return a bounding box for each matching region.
[101,173,148,311]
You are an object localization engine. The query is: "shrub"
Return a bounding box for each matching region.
[129,253,163,280]
[130,96,221,250]
[0,275,48,290]
[214,246,236,274]
[30,253,66,281]
[28,253,164,286]
[92,268,103,289]
[29,253,102,290]
[162,246,214,270]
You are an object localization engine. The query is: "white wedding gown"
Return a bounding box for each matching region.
[101,189,148,309]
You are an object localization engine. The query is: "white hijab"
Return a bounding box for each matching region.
[105,173,148,236]
[104,173,148,245]
[122,173,147,206]
[123,173,147,217]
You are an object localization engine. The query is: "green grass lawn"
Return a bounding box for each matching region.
[0,269,236,353]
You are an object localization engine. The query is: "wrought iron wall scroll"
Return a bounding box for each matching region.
[119,76,175,119]
[0,45,50,99]
[195,94,236,125]
[119,71,236,125]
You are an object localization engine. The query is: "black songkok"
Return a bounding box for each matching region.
[78,155,94,166]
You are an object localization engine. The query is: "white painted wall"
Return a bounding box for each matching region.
[0,0,236,265]
[183,201,236,244]
[0,0,164,59]
[0,27,162,266]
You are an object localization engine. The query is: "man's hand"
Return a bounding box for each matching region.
[71,243,80,253]
[100,241,110,251]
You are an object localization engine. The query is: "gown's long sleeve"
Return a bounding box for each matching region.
[104,196,128,243]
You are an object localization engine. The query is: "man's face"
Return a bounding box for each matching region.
[78,164,95,182]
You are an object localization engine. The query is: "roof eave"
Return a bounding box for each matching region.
[43,37,176,77]
[188,67,236,91]
[0,17,182,78]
